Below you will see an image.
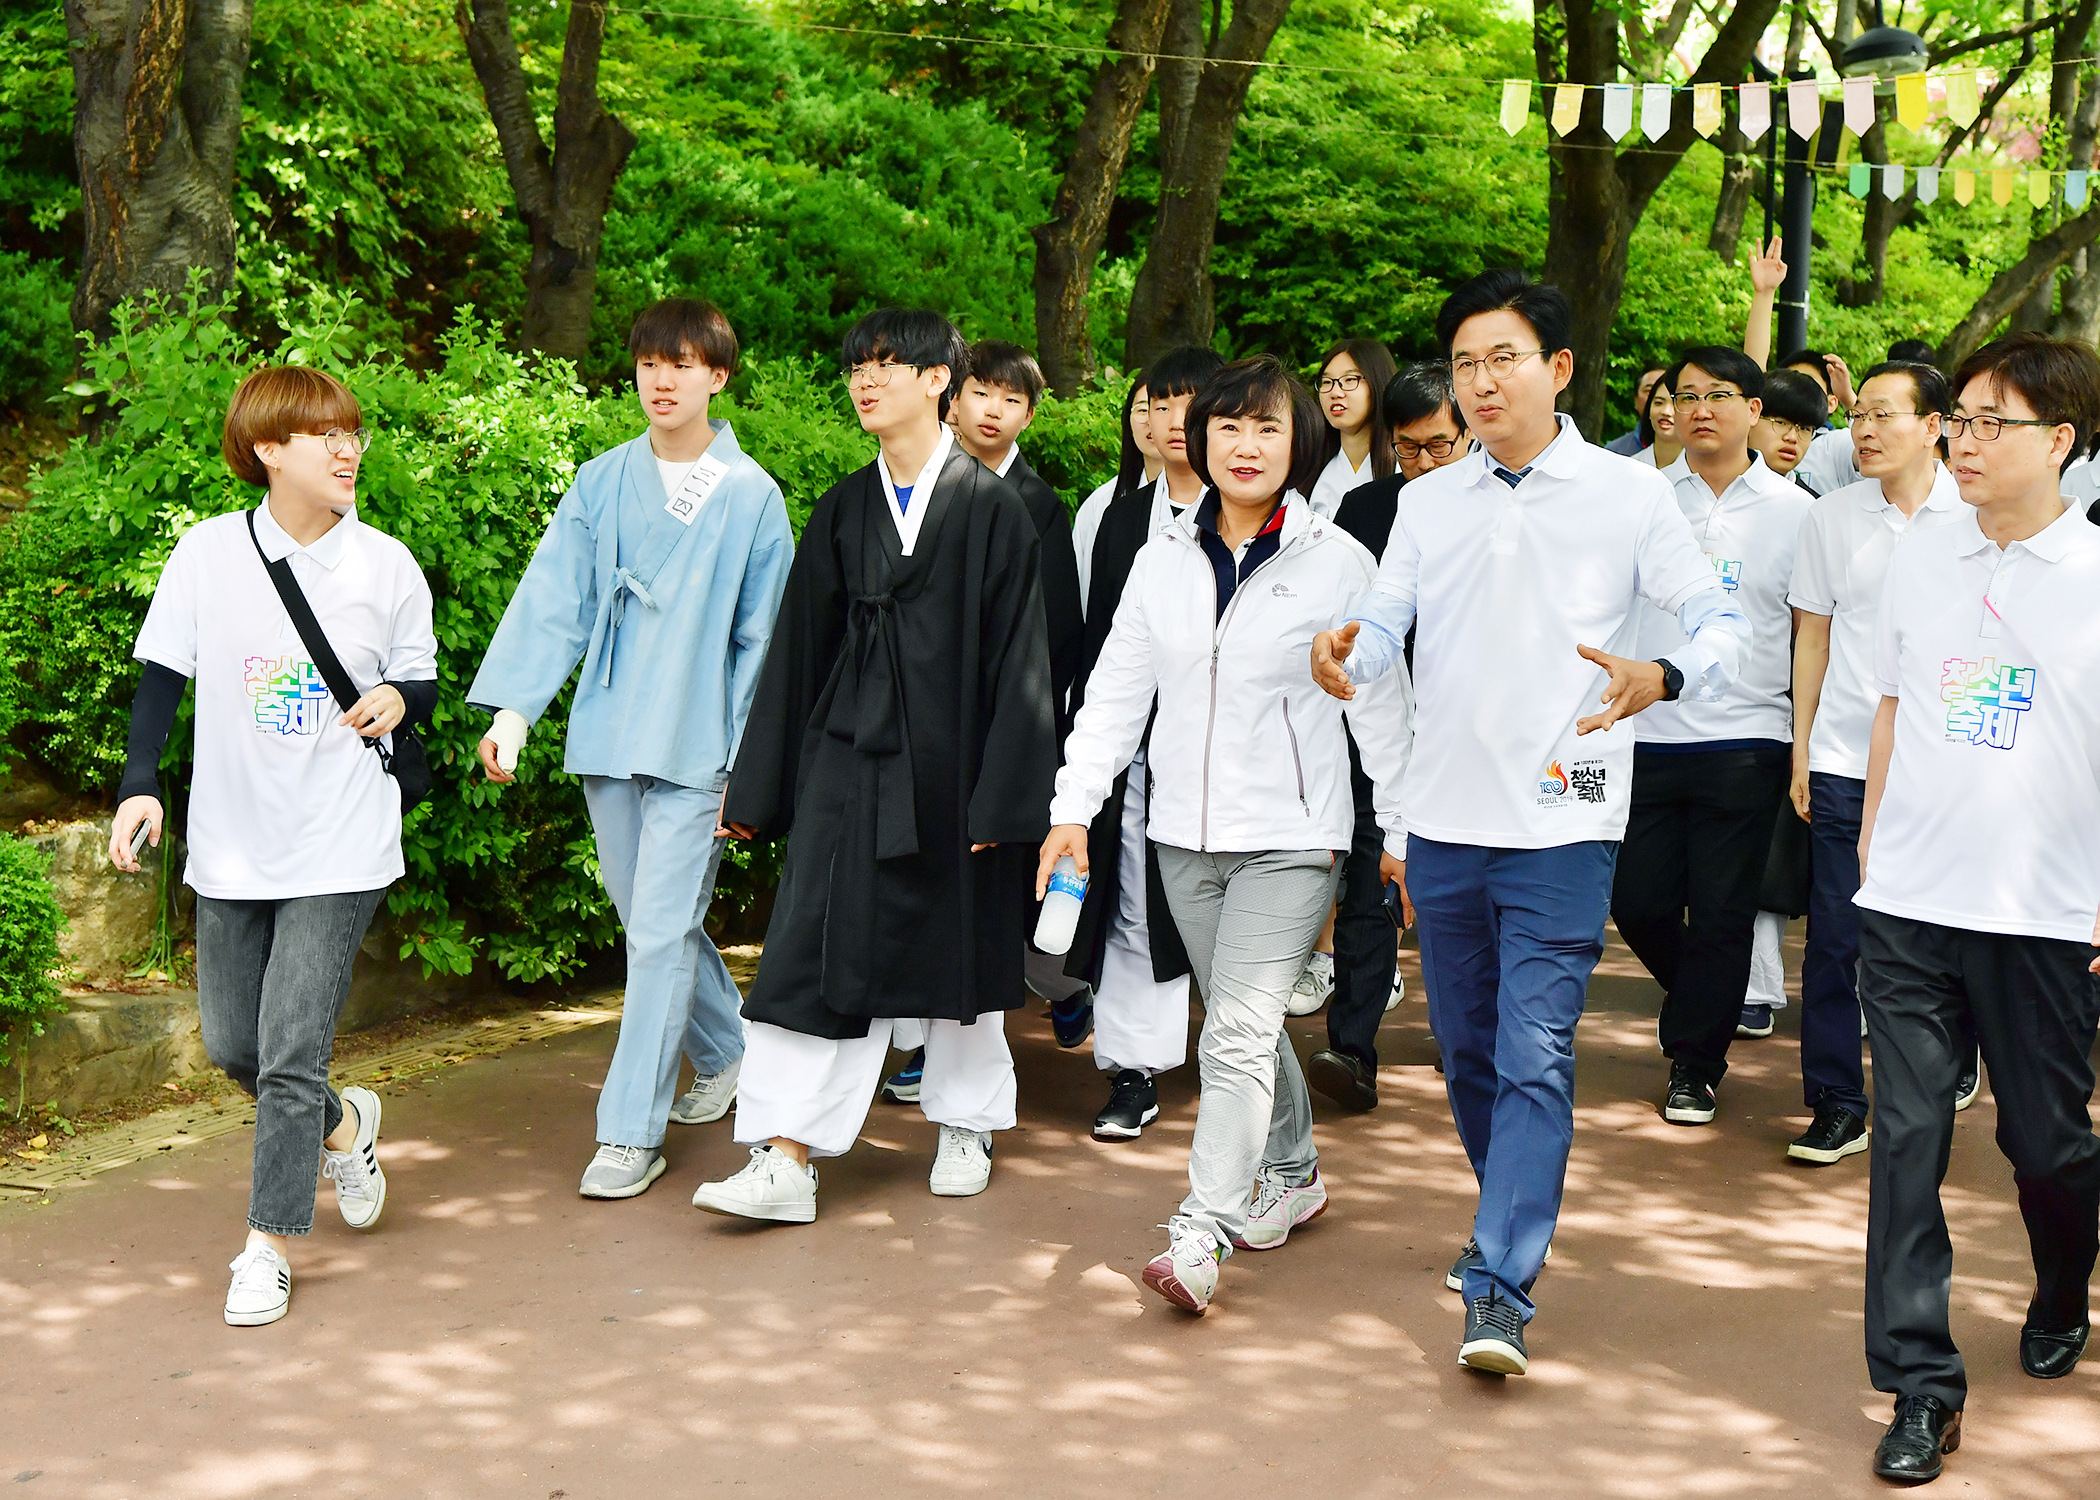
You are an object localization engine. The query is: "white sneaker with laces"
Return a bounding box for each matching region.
[224,1243,292,1327]
[928,1124,994,1197]
[669,1058,742,1126]
[321,1085,386,1230]
[692,1145,818,1223]
[1142,1221,1224,1313]
[1286,951,1335,1017]
[1232,1167,1329,1250]
[1386,967,1406,1012]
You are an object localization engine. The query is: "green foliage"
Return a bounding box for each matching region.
[0,250,74,409]
[0,831,67,1061]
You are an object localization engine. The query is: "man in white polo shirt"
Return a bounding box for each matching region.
[1312,270,1749,1376]
[1784,360,1962,1170]
[1855,333,2100,1485]
[1612,346,1810,1128]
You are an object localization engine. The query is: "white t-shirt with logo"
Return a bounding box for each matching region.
[1786,467,1963,779]
[1636,454,1811,745]
[133,503,438,900]
[1856,502,2100,941]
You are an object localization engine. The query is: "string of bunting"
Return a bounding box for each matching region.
[1496,70,2091,207]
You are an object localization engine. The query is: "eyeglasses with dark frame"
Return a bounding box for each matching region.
[1665,390,1747,413]
[1317,372,1366,395]
[293,428,371,457]
[1393,435,1461,460]
[1944,413,2064,441]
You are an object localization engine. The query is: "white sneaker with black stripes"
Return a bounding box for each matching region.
[224,1243,292,1327]
[322,1085,386,1229]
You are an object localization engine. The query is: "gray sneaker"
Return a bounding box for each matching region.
[579,1143,666,1199]
[669,1058,741,1125]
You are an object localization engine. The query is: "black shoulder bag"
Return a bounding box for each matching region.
[247,510,434,812]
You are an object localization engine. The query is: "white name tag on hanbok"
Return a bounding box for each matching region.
[665,451,730,525]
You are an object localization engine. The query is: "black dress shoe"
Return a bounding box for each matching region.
[2020,1320,2090,1379]
[1307,1049,1378,1111]
[1872,1394,1961,1483]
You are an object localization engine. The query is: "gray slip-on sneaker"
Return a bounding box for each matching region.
[579,1143,667,1199]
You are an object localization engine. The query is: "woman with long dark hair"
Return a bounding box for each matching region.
[1308,338,1398,516]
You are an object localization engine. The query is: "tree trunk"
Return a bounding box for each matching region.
[66,0,256,340]
[1837,103,1897,307]
[457,0,636,365]
[1936,196,2100,370]
[1156,0,1203,187]
[1031,0,1178,396]
[1539,0,1783,436]
[2049,4,2100,340]
[1123,0,1294,368]
[1707,113,1754,262]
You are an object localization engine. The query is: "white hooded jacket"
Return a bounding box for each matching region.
[1051,490,1412,857]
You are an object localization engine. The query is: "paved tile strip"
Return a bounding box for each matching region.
[0,995,625,1195]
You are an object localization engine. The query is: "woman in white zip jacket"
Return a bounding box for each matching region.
[1037,355,1414,1316]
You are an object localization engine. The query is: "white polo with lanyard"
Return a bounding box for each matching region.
[132,502,437,899]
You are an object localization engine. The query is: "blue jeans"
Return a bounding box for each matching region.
[584,775,744,1148]
[195,888,387,1236]
[1801,772,1870,1118]
[1408,835,1619,1321]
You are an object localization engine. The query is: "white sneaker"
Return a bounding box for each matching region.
[669,1058,741,1125]
[224,1244,292,1327]
[692,1145,818,1223]
[1142,1221,1224,1313]
[1386,967,1406,1012]
[321,1086,386,1230]
[1286,951,1335,1017]
[929,1124,993,1197]
[1232,1167,1329,1250]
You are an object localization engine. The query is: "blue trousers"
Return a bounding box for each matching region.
[1409,835,1618,1321]
[583,775,744,1148]
[1800,772,1871,1118]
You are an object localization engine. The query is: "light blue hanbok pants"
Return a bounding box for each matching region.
[583,775,745,1148]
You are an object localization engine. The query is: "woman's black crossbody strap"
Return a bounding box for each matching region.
[246,509,433,811]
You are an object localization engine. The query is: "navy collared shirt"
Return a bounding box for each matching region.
[1191,491,1287,620]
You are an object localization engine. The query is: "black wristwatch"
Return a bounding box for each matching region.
[1654,659,1684,702]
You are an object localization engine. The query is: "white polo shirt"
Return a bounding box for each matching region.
[1786,466,1962,779]
[1856,502,2100,941]
[1798,426,1860,497]
[133,503,438,900]
[1347,416,1744,849]
[1636,453,1811,746]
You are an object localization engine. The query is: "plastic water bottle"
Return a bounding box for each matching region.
[1034,855,1087,954]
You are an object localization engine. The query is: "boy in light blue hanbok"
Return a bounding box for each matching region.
[468,299,794,1200]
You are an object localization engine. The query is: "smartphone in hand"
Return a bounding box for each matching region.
[128,820,151,865]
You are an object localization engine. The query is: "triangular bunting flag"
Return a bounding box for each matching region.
[1788,79,1820,139]
[1849,162,1871,198]
[2069,169,2090,210]
[1883,163,1904,199]
[1844,75,1875,136]
[2030,171,2052,209]
[1917,165,1940,204]
[1603,83,1634,142]
[1500,79,1530,136]
[1955,169,1976,205]
[1993,169,2016,205]
[1552,83,1583,135]
[1946,71,1980,128]
[1642,81,1672,141]
[1895,72,1928,132]
[1694,82,1722,138]
[1740,81,1770,142]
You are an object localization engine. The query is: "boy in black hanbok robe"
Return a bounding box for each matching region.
[693,309,1057,1223]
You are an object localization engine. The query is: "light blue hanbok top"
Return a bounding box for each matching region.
[467,421,794,791]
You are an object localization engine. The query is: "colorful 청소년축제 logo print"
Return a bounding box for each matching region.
[245,654,332,736]
[1537,757,1609,807]
[1940,656,2036,750]
[1706,554,1744,592]
[1538,760,1571,798]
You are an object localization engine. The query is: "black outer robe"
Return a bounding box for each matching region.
[724,447,1058,1039]
[1058,482,1193,990]
[1003,453,1085,739]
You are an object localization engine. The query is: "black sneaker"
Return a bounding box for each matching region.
[1307,1048,1378,1112]
[1050,993,1094,1049]
[1955,1045,1981,1111]
[1663,1061,1717,1125]
[1092,1069,1158,1140]
[879,1047,924,1104]
[1787,1103,1868,1165]
[1872,1394,1961,1483]
[1459,1292,1528,1375]
[1445,1236,1547,1293]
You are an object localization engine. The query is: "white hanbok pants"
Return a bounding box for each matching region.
[1746,909,1790,1011]
[734,1015,1016,1158]
[1094,747,1190,1076]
